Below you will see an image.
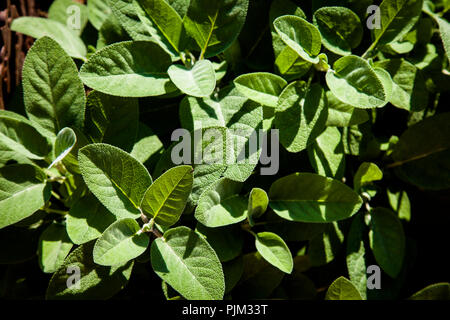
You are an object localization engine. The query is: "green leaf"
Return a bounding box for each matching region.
[233,72,287,108]
[179,85,263,182]
[222,115,263,183]
[48,0,89,35]
[391,113,450,190]
[179,85,252,130]
[372,0,424,48]
[151,226,225,300]
[0,165,51,230]
[93,218,149,266]
[134,0,184,57]
[274,47,312,79]
[66,193,118,245]
[78,143,153,218]
[308,126,345,179]
[85,90,139,152]
[108,0,153,41]
[233,252,284,299]
[130,123,164,165]
[313,6,363,56]
[374,59,428,112]
[373,67,394,104]
[166,0,190,17]
[10,17,87,60]
[183,0,249,58]
[223,256,244,294]
[353,162,383,191]
[341,123,377,157]
[273,15,322,64]
[383,38,415,55]
[97,14,131,49]
[387,189,411,221]
[22,36,86,135]
[269,172,363,223]
[275,81,328,153]
[325,91,369,127]
[213,60,228,82]
[88,0,112,30]
[269,0,310,79]
[408,42,439,70]
[270,0,306,55]
[196,223,243,262]
[168,60,216,97]
[0,143,32,167]
[325,276,363,300]
[154,126,229,208]
[308,221,344,266]
[434,16,450,64]
[0,111,51,160]
[59,173,87,208]
[369,207,406,278]
[409,283,450,300]
[8,209,47,229]
[255,232,293,274]
[79,41,176,97]
[346,213,368,299]
[195,178,247,227]
[141,165,193,227]
[49,128,77,169]
[38,222,73,273]
[59,128,90,175]
[247,188,269,225]
[46,241,134,299]
[326,55,387,109]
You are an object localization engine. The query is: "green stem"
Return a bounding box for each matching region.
[51,191,63,201]
[151,225,163,238]
[48,176,66,183]
[149,218,155,231]
[54,162,68,176]
[241,223,256,237]
[361,40,379,60]
[306,68,315,88]
[180,52,187,66]
[361,192,372,213]
[45,208,68,215]
[140,218,162,238]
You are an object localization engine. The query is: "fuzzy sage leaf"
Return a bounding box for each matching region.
[78,143,152,219]
[151,226,225,300]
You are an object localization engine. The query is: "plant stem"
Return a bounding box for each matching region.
[361,40,378,60]
[140,218,163,238]
[51,191,62,201]
[48,176,66,183]
[151,228,163,238]
[306,69,315,88]
[45,208,68,215]
[140,210,149,224]
[241,223,256,237]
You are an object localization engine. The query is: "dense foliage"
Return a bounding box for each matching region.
[0,0,449,300]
